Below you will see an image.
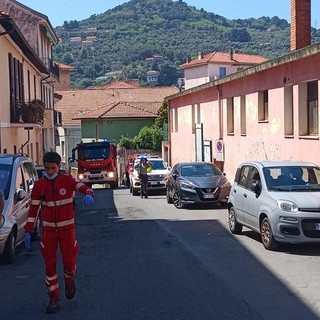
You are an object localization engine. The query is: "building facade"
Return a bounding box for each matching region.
[0,0,59,162]
[167,0,318,181]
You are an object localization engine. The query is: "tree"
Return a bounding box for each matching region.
[129,125,163,151]
[154,100,168,128]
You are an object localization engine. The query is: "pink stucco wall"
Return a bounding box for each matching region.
[169,49,320,183]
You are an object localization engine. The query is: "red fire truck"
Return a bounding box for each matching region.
[71,140,118,188]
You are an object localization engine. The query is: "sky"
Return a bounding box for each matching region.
[16,0,320,29]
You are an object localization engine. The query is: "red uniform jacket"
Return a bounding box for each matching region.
[25,173,94,233]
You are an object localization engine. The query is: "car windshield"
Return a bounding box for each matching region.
[181,164,220,177]
[0,164,11,199]
[78,147,110,160]
[149,160,167,170]
[263,166,320,191]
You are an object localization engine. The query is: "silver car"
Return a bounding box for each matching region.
[228,160,320,250]
[0,154,39,263]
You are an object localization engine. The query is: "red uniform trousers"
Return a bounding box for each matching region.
[39,228,79,297]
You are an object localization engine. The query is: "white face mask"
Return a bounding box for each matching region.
[44,172,58,180]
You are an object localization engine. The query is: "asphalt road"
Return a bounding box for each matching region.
[1,186,320,320]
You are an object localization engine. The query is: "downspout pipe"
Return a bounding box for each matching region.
[216,84,223,140]
[167,99,172,167]
[19,127,31,153]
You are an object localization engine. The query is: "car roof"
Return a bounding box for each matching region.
[239,160,319,168]
[0,153,32,165]
[175,162,215,166]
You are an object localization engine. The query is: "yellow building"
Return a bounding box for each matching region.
[0,1,59,164]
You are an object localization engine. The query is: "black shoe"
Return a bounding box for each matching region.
[145,196,148,199]
[65,279,76,300]
[46,295,60,314]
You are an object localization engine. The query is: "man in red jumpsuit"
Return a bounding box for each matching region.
[24,151,94,314]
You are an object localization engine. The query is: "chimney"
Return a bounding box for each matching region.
[290,0,311,51]
[198,52,203,60]
[229,49,233,60]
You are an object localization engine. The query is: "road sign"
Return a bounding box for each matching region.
[117,148,125,157]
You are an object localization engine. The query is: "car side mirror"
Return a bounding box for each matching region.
[16,189,27,202]
[251,181,261,195]
[172,173,178,180]
[0,215,4,228]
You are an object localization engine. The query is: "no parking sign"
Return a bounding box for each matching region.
[117,148,125,157]
[215,140,224,161]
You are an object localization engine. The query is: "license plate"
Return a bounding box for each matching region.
[150,181,160,185]
[315,223,320,230]
[90,174,101,178]
[203,194,214,199]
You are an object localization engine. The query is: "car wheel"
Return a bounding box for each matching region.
[2,231,16,264]
[173,191,184,209]
[260,217,279,250]
[166,187,173,204]
[228,206,243,234]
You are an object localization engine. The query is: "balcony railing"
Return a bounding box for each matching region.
[10,99,45,124]
[49,58,59,78]
[41,57,59,78]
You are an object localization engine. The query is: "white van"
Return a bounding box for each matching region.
[0,154,39,263]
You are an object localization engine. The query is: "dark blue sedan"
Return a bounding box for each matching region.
[166,162,231,209]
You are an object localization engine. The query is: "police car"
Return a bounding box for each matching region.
[129,156,170,196]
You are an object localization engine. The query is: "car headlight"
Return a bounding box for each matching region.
[277,200,298,212]
[107,172,115,178]
[180,181,195,189]
[78,173,84,180]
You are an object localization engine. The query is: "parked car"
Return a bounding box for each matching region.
[228,160,320,250]
[0,154,39,263]
[129,156,170,196]
[166,162,231,209]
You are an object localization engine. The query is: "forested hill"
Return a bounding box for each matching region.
[53,0,320,88]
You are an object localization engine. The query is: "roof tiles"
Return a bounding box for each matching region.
[55,86,179,126]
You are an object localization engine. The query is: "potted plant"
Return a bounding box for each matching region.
[20,99,45,123]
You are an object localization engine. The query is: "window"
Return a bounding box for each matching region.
[174,108,178,132]
[299,81,319,136]
[196,103,201,124]
[219,67,226,77]
[94,123,99,140]
[240,95,246,135]
[307,81,318,135]
[8,53,24,122]
[238,166,250,187]
[258,90,268,121]
[284,85,294,135]
[23,162,37,192]
[227,98,234,134]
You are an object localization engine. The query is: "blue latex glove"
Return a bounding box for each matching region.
[83,195,94,206]
[24,232,31,250]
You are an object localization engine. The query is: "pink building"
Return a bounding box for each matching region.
[167,0,318,181]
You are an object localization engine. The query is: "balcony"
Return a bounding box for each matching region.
[49,58,59,78]
[11,99,45,125]
[41,57,59,78]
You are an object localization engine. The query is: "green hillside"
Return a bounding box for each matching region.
[53,0,320,88]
